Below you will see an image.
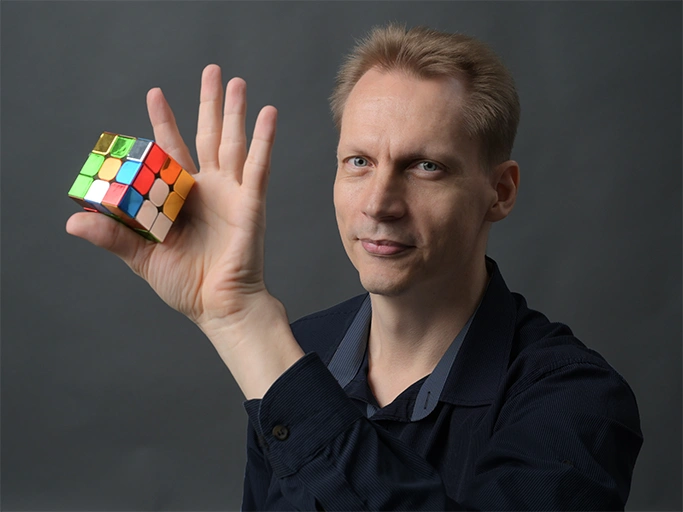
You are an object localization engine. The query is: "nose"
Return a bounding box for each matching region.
[362,167,407,222]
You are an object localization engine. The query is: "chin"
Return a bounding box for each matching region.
[359,274,412,297]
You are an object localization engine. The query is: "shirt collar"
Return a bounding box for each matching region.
[439,258,517,405]
[328,258,515,421]
[327,295,372,390]
[327,257,517,415]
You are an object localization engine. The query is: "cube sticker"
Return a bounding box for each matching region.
[68,132,195,242]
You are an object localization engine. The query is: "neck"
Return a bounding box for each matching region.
[368,256,489,376]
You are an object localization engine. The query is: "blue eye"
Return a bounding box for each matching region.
[417,161,440,172]
[351,157,369,167]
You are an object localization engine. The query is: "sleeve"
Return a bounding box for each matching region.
[241,400,272,511]
[459,359,643,511]
[241,352,461,511]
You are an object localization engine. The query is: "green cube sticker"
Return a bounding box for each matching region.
[68,175,94,199]
[80,153,105,177]
[110,136,136,158]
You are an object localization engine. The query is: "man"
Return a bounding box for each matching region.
[67,24,643,510]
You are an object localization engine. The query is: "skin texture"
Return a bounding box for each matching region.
[65,64,519,404]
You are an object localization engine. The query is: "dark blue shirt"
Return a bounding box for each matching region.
[242,259,643,510]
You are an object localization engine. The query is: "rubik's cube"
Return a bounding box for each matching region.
[68,132,195,242]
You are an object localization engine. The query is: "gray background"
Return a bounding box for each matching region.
[2,1,680,510]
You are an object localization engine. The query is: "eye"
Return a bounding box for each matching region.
[416,161,441,172]
[350,156,369,167]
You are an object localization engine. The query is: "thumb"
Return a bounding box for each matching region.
[66,212,152,275]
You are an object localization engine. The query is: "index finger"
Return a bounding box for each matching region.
[147,88,198,174]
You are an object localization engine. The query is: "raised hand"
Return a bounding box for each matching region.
[67,66,303,392]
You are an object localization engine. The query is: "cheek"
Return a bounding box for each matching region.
[333,176,363,215]
[333,182,353,234]
[420,194,485,246]
[332,184,344,222]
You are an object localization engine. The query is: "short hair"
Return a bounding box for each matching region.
[330,24,520,169]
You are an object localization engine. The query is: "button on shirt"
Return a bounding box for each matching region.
[242,258,643,510]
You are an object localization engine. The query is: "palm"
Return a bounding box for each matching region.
[67,65,276,330]
[144,169,264,323]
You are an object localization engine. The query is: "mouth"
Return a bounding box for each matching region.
[359,238,414,256]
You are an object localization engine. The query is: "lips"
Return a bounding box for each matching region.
[360,239,413,256]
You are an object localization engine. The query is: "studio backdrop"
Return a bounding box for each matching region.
[2,1,681,510]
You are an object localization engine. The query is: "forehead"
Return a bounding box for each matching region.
[339,68,470,154]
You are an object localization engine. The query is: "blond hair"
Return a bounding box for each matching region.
[330,24,520,169]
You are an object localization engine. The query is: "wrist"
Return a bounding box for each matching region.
[197,293,305,399]
[197,291,282,339]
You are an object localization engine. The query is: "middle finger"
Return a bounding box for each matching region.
[218,77,248,183]
[196,64,224,171]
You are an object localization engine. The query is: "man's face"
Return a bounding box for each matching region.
[334,68,497,297]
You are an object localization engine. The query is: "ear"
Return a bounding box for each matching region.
[485,160,520,222]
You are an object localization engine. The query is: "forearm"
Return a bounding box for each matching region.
[198,293,305,399]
